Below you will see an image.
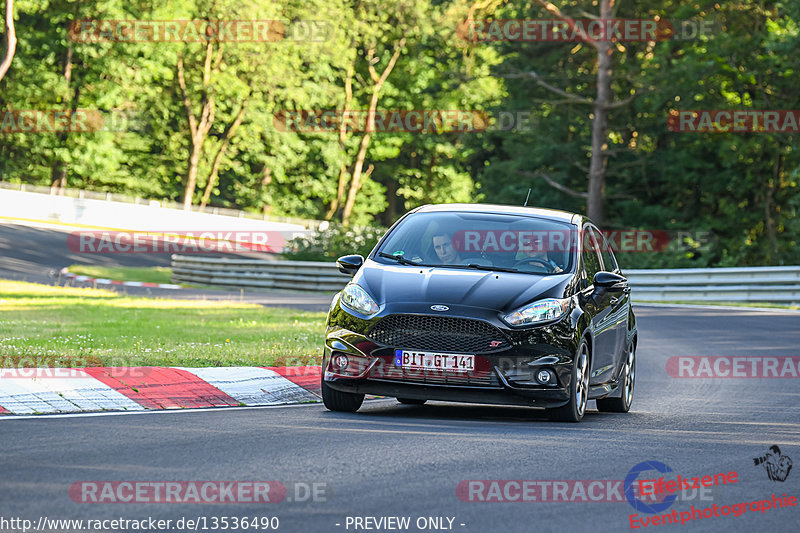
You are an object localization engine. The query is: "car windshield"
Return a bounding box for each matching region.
[375,211,576,275]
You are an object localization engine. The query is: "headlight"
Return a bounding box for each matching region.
[503,298,570,326]
[341,283,379,315]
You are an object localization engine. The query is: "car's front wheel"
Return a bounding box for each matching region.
[596,341,635,413]
[546,339,590,422]
[321,378,364,412]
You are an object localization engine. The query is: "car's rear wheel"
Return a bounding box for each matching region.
[596,341,635,413]
[546,339,590,422]
[321,378,364,412]
[397,398,426,405]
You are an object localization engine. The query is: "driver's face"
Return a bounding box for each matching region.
[433,235,458,263]
[523,237,546,259]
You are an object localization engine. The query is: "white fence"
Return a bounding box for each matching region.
[170,256,800,302]
[0,183,316,236]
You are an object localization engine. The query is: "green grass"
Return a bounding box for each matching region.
[638,300,800,310]
[0,280,326,368]
[67,265,174,285]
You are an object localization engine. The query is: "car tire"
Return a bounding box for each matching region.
[596,341,635,413]
[321,378,364,412]
[397,398,426,405]
[546,339,590,423]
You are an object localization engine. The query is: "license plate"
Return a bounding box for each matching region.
[394,350,475,372]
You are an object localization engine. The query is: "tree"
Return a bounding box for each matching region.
[172,0,340,210]
[0,0,15,82]
[0,0,137,193]
[501,0,645,225]
[175,40,223,209]
[325,0,430,224]
[2,0,799,268]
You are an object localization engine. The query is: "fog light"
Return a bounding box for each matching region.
[537,370,552,384]
[333,354,349,370]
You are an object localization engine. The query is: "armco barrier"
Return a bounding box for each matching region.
[171,256,350,292]
[170,256,800,302]
[626,266,800,303]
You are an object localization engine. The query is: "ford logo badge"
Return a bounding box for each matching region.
[430,305,449,312]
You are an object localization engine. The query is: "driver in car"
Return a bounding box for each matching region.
[517,234,564,273]
[432,232,493,266]
[432,233,464,264]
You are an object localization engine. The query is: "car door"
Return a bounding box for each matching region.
[582,225,616,386]
[598,230,631,382]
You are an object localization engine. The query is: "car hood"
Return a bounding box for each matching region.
[353,260,573,313]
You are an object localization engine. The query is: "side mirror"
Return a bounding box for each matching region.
[594,271,628,291]
[336,254,364,276]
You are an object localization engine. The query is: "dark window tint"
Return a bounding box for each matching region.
[375,211,576,275]
[597,230,618,272]
[582,227,603,281]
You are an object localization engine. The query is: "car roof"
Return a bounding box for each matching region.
[414,203,581,224]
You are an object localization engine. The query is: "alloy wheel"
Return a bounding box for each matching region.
[624,344,635,406]
[575,343,589,417]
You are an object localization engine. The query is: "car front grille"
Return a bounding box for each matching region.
[366,314,511,353]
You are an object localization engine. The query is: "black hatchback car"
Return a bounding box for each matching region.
[321,204,637,422]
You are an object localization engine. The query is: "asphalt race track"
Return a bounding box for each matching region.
[0,222,170,279]
[0,222,333,310]
[1,306,799,532]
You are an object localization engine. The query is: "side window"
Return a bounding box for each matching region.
[581,226,603,282]
[597,230,618,272]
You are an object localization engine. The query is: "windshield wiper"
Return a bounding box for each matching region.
[378,254,522,273]
[378,252,428,266]
[463,263,521,273]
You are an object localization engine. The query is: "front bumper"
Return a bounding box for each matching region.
[327,376,571,408]
[323,300,582,409]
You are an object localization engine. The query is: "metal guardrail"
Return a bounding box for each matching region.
[171,256,349,292]
[626,266,800,303]
[170,255,800,302]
